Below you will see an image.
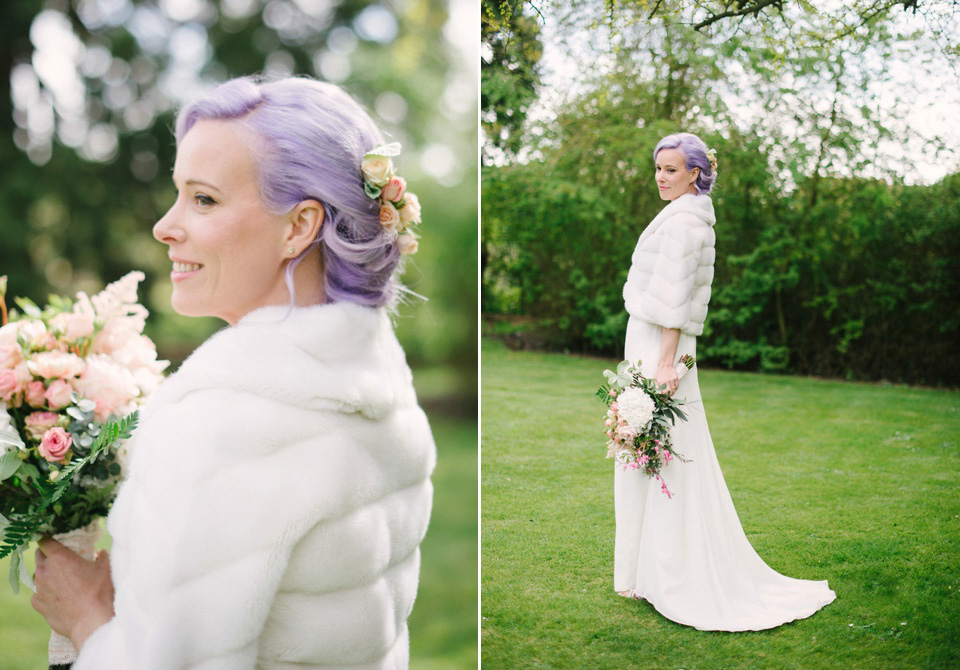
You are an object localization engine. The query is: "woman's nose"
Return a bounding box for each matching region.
[153,204,184,245]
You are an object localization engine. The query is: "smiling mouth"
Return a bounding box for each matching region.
[173,262,203,273]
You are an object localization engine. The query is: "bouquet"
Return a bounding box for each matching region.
[596,356,696,498]
[0,272,167,663]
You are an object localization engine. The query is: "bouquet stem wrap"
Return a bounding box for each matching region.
[47,520,103,666]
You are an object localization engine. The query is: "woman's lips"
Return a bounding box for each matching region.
[171,261,203,281]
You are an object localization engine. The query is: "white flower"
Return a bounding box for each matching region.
[616,387,656,431]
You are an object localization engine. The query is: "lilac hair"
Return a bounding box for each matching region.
[653,132,716,195]
[175,76,402,308]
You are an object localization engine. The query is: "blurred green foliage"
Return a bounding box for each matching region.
[482,19,960,385]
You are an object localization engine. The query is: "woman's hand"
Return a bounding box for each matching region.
[32,537,115,651]
[655,363,680,396]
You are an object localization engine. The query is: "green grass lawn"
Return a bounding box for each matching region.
[0,414,477,670]
[481,338,960,669]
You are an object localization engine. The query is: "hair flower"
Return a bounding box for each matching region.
[362,142,422,255]
[706,148,718,172]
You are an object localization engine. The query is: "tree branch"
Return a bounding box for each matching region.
[692,0,783,30]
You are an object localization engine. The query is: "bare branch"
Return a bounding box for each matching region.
[692,0,784,30]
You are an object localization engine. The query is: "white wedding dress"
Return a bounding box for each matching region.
[613,316,837,631]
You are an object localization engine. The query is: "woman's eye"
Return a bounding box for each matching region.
[194,194,217,207]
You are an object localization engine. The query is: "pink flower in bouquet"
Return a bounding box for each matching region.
[38,426,72,462]
[73,354,139,420]
[381,176,406,202]
[24,380,46,407]
[44,379,74,410]
[0,341,22,369]
[0,369,18,400]
[25,411,61,440]
[27,351,85,379]
[50,311,96,341]
[16,320,54,351]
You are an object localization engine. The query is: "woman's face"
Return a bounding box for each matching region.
[153,119,292,324]
[655,148,699,201]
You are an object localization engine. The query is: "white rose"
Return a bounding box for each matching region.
[398,192,422,225]
[397,233,419,255]
[361,155,394,187]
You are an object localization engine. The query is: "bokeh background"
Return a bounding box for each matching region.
[482,0,960,387]
[0,0,477,668]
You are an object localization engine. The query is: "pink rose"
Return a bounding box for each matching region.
[50,311,96,341]
[17,320,55,351]
[381,176,406,203]
[25,411,61,440]
[27,351,85,379]
[398,192,421,225]
[0,370,19,400]
[44,379,74,409]
[38,426,72,462]
[25,380,46,407]
[379,202,403,235]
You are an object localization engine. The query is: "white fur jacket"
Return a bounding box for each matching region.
[73,303,436,670]
[622,193,717,336]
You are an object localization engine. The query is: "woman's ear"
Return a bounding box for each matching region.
[284,200,325,256]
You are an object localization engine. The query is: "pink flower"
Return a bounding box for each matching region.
[38,426,71,462]
[44,379,74,409]
[27,351,85,379]
[381,176,406,202]
[73,354,139,421]
[25,411,60,440]
[0,343,22,370]
[24,380,46,407]
[0,370,19,400]
[50,311,96,341]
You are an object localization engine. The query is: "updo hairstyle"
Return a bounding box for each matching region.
[653,132,717,195]
[175,76,402,308]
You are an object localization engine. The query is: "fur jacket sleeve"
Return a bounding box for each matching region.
[622,193,717,336]
[72,303,436,670]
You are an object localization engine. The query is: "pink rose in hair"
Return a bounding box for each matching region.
[379,202,403,235]
[398,192,421,225]
[0,369,19,400]
[44,379,74,409]
[25,411,61,440]
[39,426,72,462]
[381,176,406,203]
[24,380,46,407]
[27,351,85,379]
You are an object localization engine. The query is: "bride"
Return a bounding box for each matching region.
[615,132,836,630]
[29,76,436,668]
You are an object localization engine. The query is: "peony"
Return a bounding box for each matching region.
[44,379,74,410]
[25,411,61,440]
[381,176,406,203]
[50,311,96,341]
[616,387,656,431]
[397,233,419,255]
[398,192,421,225]
[379,202,403,235]
[27,351,86,379]
[361,154,394,187]
[38,426,71,462]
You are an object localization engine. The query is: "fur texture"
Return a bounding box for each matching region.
[73,303,436,669]
[622,194,717,335]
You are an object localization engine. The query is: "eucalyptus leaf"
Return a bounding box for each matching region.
[77,399,96,413]
[66,407,85,421]
[0,450,22,481]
